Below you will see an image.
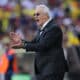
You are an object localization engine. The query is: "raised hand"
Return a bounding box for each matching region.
[10,32,21,42]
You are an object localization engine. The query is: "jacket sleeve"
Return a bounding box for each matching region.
[23,26,62,52]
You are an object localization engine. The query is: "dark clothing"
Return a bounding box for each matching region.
[5,73,12,80]
[5,55,14,80]
[23,19,68,80]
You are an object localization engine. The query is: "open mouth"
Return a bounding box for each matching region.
[36,19,39,23]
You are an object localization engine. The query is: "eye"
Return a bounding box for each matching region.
[34,13,40,16]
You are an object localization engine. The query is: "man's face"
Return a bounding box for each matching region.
[34,8,49,28]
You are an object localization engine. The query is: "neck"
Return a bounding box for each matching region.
[40,18,52,30]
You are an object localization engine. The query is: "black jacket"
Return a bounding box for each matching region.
[23,19,68,80]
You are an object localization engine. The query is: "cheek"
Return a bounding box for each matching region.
[38,20,43,26]
[39,17,43,23]
[39,19,42,23]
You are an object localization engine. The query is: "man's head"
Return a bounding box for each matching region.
[34,5,51,28]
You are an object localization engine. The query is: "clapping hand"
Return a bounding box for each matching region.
[9,32,23,48]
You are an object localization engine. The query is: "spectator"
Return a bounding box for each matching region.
[0,0,8,7]
[21,0,35,10]
[0,37,18,80]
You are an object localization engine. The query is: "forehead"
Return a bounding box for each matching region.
[35,7,44,13]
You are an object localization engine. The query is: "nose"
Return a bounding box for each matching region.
[34,15,37,18]
[34,15,38,21]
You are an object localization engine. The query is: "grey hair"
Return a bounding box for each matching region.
[36,4,52,18]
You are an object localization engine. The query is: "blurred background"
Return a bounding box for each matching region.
[0,0,80,80]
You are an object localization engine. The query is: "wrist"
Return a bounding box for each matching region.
[21,40,27,49]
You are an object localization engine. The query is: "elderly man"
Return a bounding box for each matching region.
[10,5,68,80]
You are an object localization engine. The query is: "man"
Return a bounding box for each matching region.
[9,5,68,80]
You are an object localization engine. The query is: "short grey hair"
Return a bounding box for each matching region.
[36,4,52,18]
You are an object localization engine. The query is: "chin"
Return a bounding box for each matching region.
[37,23,40,26]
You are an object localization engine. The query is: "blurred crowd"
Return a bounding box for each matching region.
[0,0,80,80]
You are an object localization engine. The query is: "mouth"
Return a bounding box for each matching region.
[36,19,39,23]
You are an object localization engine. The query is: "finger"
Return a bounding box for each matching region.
[10,32,15,37]
[9,41,21,48]
[10,41,16,45]
[9,41,17,48]
[9,33,17,40]
[10,32,18,38]
[10,37,16,42]
[17,33,21,38]
[9,42,15,48]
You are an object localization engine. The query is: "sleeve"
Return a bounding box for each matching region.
[23,26,62,52]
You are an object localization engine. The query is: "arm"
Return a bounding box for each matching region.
[23,27,62,52]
